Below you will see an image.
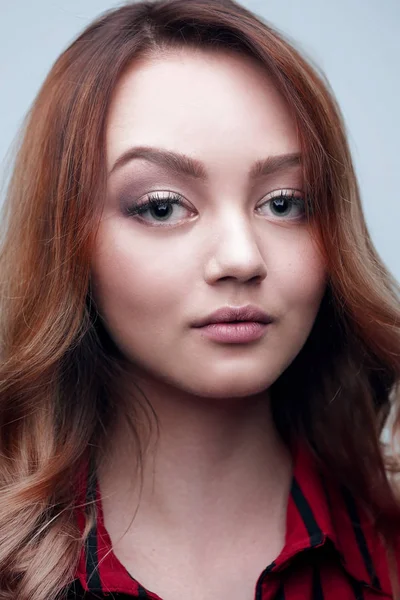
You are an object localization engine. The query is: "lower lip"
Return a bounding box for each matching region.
[194,321,270,343]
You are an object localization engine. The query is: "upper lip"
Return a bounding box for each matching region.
[193,304,274,327]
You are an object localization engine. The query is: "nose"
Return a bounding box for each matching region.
[203,212,268,285]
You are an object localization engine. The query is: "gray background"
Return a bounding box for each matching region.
[0,0,399,281]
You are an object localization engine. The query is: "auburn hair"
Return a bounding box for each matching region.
[0,0,400,598]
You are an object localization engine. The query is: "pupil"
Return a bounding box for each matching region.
[152,203,172,219]
[272,198,289,214]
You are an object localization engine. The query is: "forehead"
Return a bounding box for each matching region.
[106,48,299,174]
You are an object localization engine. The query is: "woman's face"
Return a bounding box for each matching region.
[91,48,327,399]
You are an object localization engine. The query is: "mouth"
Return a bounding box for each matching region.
[193,305,274,329]
[194,320,270,344]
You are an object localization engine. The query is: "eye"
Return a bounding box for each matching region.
[256,189,306,221]
[124,191,194,226]
[124,188,308,227]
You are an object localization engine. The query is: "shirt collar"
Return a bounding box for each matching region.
[73,438,393,597]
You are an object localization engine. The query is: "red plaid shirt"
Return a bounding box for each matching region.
[67,440,399,599]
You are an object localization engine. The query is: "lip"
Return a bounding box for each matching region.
[195,321,270,343]
[192,304,274,328]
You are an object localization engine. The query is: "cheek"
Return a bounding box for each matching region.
[257,233,326,380]
[90,221,192,326]
[271,234,327,330]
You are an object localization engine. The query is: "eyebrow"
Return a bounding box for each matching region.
[109,145,301,180]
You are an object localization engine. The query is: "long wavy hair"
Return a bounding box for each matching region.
[1,0,400,598]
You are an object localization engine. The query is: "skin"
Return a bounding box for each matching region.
[90,48,327,600]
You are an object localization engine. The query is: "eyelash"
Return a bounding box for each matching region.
[125,190,309,225]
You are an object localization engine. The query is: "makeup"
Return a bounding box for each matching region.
[195,321,270,343]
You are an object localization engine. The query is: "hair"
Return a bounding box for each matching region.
[1,0,400,598]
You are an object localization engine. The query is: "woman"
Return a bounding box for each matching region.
[0,0,399,598]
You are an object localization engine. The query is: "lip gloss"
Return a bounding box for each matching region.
[195,321,269,343]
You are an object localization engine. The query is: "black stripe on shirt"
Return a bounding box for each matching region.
[255,563,277,600]
[291,476,324,546]
[85,455,102,592]
[138,583,150,598]
[312,564,324,600]
[275,581,285,600]
[341,485,381,590]
[348,576,365,600]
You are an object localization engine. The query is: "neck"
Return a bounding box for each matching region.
[98,376,293,547]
